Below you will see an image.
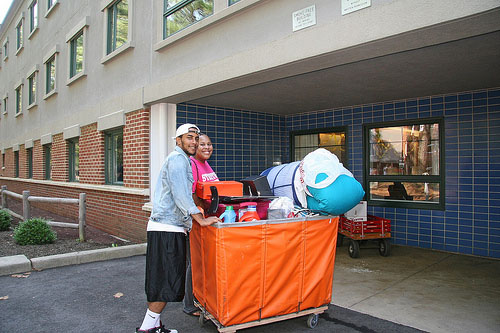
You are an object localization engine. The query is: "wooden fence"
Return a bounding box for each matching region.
[0,185,87,242]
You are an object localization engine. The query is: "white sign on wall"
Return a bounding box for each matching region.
[342,0,371,15]
[292,5,316,32]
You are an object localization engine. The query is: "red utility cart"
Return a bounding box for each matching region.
[338,214,391,258]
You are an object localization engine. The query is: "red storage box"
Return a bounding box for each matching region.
[339,214,391,238]
[196,181,243,200]
[190,216,339,327]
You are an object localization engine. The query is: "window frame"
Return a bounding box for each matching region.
[69,30,84,79]
[14,150,19,178]
[68,138,80,182]
[27,66,38,108]
[15,15,24,54]
[2,95,7,114]
[66,17,89,84]
[28,0,39,38]
[43,46,59,99]
[43,144,51,180]
[106,0,129,55]
[290,126,349,166]
[101,0,134,64]
[45,0,59,18]
[27,148,33,178]
[45,56,56,95]
[163,0,214,39]
[15,83,23,116]
[104,128,124,185]
[228,0,241,5]
[2,38,8,61]
[363,117,445,210]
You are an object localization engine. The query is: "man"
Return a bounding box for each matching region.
[137,124,221,333]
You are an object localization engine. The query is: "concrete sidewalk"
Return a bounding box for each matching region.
[332,243,500,333]
[0,243,147,276]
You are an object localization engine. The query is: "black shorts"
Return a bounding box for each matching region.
[145,231,187,302]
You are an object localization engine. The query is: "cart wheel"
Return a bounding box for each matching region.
[307,314,319,329]
[337,234,344,247]
[379,239,391,257]
[199,313,207,327]
[348,240,360,258]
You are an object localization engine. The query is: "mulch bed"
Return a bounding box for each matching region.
[0,198,135,259]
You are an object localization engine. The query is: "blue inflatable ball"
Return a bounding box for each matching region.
[306,173,365,215]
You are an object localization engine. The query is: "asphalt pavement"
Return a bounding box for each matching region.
[0,254,423,332]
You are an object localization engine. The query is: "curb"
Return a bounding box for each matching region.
[0,243,147,276]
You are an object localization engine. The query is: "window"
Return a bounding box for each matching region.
[105,129,123,185]
[163,0,214,38]
[228,0,241,5]
[107,0,129,54]
[46,0,58,16]
[69,31,84,78]
[29,0,38,34]
[27,148,33,178]
[2,153,5,169]
[290,127,348,164]
[2,39,8,60]
[15,84,23,115]
[16,19,24,52]
[363,118,444,209]
[14,151,19,177]
[45,55,56,95]
[68,139,79,182]
[28,71,37,106]
[2,96,7,114]
[44,144,51,180]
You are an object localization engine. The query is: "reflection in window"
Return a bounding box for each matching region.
[291,127,347,164]
[228,0,241,5]
[163,0,214,38]
[44,144,51,180]
[364,119,443,209]
[68,139,79,182]
[105,129,123,185]
[28,72,36,105]
[70,30,84,78]
[14,151,19,177]
[16,20,23,50]
[27,148,33,178]
[369,124,439,176]
[29,0,38,33]
[15,85,22,115]
[107,0,128,54]
[45,55,56,94]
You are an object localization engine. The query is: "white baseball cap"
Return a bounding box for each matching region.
[175,123,200,138]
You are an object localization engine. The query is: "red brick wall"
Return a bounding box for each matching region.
[124,109,150,188]
[0,109,152,241]
[33,140,44,180]
[80,123,105,184]
[51,134,68,182]
[0,179,148,242]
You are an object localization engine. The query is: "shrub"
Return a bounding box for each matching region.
[0,209,12,231]
[13,218,57,245]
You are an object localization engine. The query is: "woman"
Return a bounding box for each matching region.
[184,133,219,317]
[190,133,219,207]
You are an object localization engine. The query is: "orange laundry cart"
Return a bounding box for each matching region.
[190,215,339,332]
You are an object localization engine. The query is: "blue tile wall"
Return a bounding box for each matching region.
[177,104,286,182]
[178,87,500,259]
